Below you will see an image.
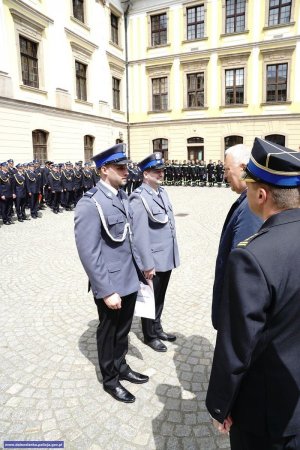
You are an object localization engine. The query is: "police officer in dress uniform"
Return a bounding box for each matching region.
[25,162,41,218]
[48,164,63,214]
[61,162,75,210]
[0,162,16,225]
[82,163,94,192]
[73,162,83,206]
[74,144,149,403]
[206,138,300,449]
[129,152,180,352]
[13,164,28,221]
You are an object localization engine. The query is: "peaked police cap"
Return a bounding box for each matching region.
[91,143,130,169]
[138,152,165,172]
[244,138,300,187]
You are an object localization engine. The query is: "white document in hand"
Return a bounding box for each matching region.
[134,280,155,319]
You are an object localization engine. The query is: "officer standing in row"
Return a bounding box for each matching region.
[48,164,63,214]
[13,164,28,222]
[82,162,94,192]
[129,152,180,352]
[73,162,83,206]
[74,143,149,403]
[25,162,41,219]
[0,162,16,225]
[61,162,75,210]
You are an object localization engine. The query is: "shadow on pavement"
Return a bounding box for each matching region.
[152,333,230,449]
[78,318,144,384]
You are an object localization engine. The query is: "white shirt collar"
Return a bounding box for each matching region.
[100,179,118,196]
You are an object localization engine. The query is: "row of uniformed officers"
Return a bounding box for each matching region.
[0,160,102,223]
[0,157,225,225]
[164,160,225,186]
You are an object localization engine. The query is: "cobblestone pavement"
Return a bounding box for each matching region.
[0,186,237,450]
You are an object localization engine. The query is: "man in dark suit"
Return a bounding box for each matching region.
[74,144,148,403]
[206,137,300,449]
[212,144,262,330]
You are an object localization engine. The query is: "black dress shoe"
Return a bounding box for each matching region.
[3,221,11,225]
[145,338,167,352]
[157,331,176,342]
[119,370,149,384]
[18,218,24,222]
[103,383,135,403]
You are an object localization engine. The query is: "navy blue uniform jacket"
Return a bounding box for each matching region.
[206,208,300,439]
[212,190,262,329]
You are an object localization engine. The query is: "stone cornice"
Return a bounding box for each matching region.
[65,28,98,52]
[128,35,300,66]
[8,0,53,25]
[129,113,300,127]
[0,96,126,127]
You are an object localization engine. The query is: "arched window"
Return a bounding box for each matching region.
[84,135,94,162]
[224,135,243,150]
[265,134,285,146]
[187,137,204,161]
[153,138,168,160]
[32,130,48,164]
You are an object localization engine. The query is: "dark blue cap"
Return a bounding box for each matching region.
[33,159,39,164]
[91,143,130,169]
[66,161,72,165]
[1,162,8,167]
[28,161,34,166]
[138,152,165,172]
[244,138,300,187]
[7,159,14,163]
[16,163,23,168]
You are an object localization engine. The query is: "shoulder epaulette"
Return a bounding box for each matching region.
[135,188,142,193]
[237,228,268,248]
[84,187,97,198]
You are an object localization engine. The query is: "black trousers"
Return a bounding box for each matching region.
[16,196,26,219]
[29,193,39,216]
[142,270,172,341]
[74,188,83,205]
[230,424,300,450]
[52,192,61,212]
[95,292,137,389]
[1,197,13,223]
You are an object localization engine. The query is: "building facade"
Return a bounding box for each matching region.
[0,0,299,164]
[127,0,300,162]
[0,0,129,163]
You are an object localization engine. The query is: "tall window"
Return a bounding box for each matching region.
[73,0,84,22]
[187,5,204,40]
[266,63,287,102]
[112,77,120,110]
[152,77,168,111]
[187,137,204,160]
[32,130,48,164]
[225,68,244,104]
[153,138,168,160]
[265,134,286,146]
[224,135,243,150]
[20,36,39,88]
[187,73,204,107]
[268,0,291,26]
[111,13,119,45]
[151,13,167,46]
[76,61,87,101]
[225,0,246,33]
[84,135,94,162]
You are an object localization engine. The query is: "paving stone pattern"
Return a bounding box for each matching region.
[0,186,237,450]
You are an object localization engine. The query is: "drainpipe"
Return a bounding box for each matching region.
[123,1,131,158]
